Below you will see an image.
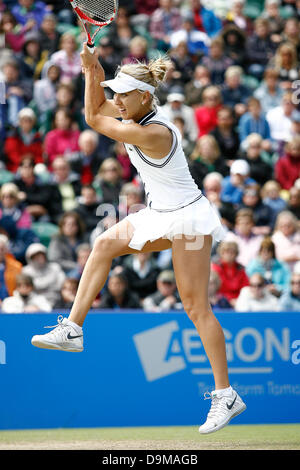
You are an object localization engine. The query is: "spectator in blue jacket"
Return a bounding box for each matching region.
[190,0,222,38]
[246,236,291,297]
[279,271,300,311]
[238,98,273,152]
[12,0,51,29]
[221,65,252,118]
[221,159,256,205]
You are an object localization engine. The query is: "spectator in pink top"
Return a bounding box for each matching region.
[44,109,80,168]
[272,210,300,271]
[50,32,81,83]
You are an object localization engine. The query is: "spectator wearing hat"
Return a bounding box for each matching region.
[194,85,223,137]
[1,273,52,313]
[220,159,256,205]
[0,234,23,303]
[143,269,182,312]
[4,108,43,173]
[22,242,66,307]
[161,88,198,142]
[279,270,300,311]
[235,273,280,312]
[99,270,141,309]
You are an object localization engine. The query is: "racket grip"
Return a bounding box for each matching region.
[87,43,95,54]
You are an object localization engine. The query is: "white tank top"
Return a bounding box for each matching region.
[123,107,202,212]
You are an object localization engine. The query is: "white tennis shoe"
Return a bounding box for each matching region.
[199,389,246,434]
[31,315,84,352]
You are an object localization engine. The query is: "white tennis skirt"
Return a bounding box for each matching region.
[125,195,226,251]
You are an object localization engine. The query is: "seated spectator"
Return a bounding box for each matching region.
[246,17,277,81]
[11,0,51,29]
[52,277,79,310]
[261,180,287,224]
[122,35,149,65]
[51,156,81,213]
[1,273,52,313]
[280,17,300,61]
[122,252,161,300]
[19,30,48,80]
[200,36,233,85]
[241,133,273,186]
[184,65,212,107]
[235,272,280,312]
[268,41,300,89]
[221,65,252,118]
[169,40,195,85]
[0,234,22,303]
[44,109,81,168]
[50,32,81,83]
[2,59,33,127]
[170,9,211,59]
[225,208,264,268]
[93,158,124,207]
[149,0,182,52]
[194,85,223,137]
[66,243,91,280]
[253,68,284,114]
[75,185,103,236]
[238,98,272,152]
[99,270,141,309]
[279,271,300,311]
[105,7,141,59]
[211,240,249,307]
[208,270,232,309]
[189,134,229,190]
[266,91,296,151]
[203,172,236,230]
[261,0,285,39]
[14,156,62,224]
[0,182,32,229]
[221,24,247,68]
[22,242,66,308]
[143,269,182,312]
[161,88,198,142]
[0,10,30,53]
[275,136,300,190]
[33,61,61,119]
[0,214,39,264]
[4,107,43,172]
[112,141,136,183]
[41,82,85,135]
[220,159,256,205]
[246,237,291,297]
[191,0,222,38]
[239,184,275,235]
[48,211,88,274]
[224,0,253,35]
[210,106,240,163]
[287,185,300,219]
[272,210,300,271]
[68,130,104,185]
[38,13,61,56]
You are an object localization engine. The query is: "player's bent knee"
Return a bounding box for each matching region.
[181,296,211,324]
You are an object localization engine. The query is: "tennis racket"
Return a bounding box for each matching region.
[69,0,118,53]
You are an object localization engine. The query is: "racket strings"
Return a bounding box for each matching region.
[73,0,117,23]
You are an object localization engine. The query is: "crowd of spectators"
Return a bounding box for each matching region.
[0,0,300,313]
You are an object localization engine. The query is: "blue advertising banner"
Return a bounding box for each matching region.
[0,311,300,430]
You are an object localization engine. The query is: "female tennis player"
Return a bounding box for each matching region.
[31,44,246,434]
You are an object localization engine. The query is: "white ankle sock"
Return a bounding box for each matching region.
[213,386,233,397]
[67,319,82,333]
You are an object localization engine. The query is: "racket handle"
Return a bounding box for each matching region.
[87,42,95,54]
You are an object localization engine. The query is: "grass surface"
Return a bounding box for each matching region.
[0,424,299,450]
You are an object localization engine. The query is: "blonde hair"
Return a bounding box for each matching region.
[274,42,298,69]
[119,55,173,108]
[190,135,221,162]
[97,158,123,179]
[0,182,20,200]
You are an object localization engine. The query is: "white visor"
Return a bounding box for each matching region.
[101,72,155,95]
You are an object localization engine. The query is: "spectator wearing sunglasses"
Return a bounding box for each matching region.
[235,273,280,312]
